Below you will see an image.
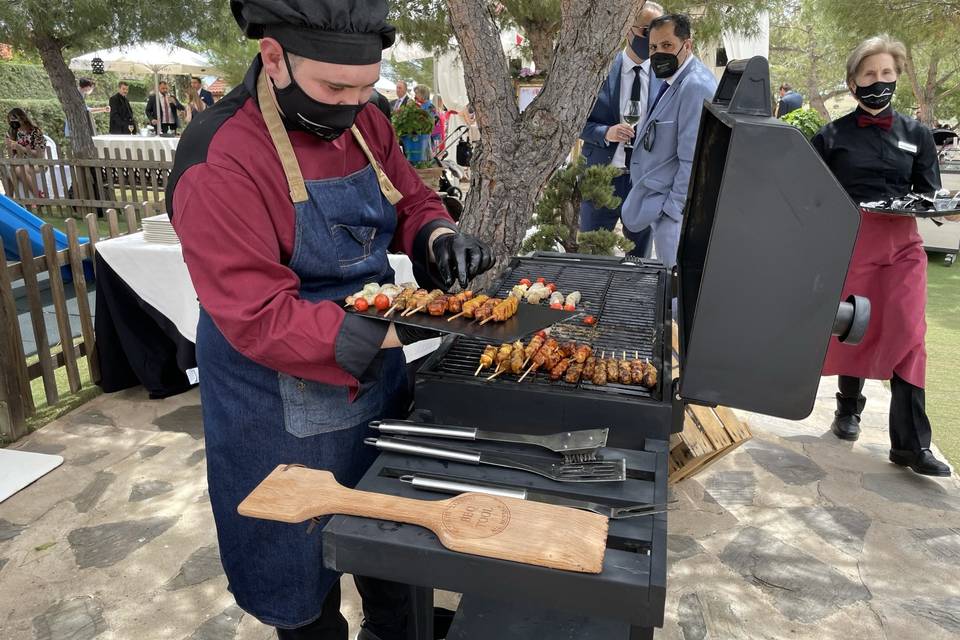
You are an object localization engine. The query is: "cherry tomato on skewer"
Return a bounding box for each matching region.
[563,303,575,311]
[583,315,597,326]
[546,283,557,292]
[536,277,546,284]
[354,298,370,312]
[550,302,562,310]
[519,278,532,286]
[373,294,391,311]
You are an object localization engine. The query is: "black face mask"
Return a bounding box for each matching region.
[272,51,364,141]
[650,46,685,79]
[630,32,650,61]
[855,80,896,110]
[9,120,20,132]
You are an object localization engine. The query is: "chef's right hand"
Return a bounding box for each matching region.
[605,124,635,143]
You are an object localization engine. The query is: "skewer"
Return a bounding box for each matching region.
[383,303,400,317]
[486,366,505,381]
[474,363,484,376]
[479,316,494,326]
[402,304,427,317]
[446,311,467,322]
[517,363,536,383]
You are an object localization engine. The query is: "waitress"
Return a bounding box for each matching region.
[812,34,950,477]
[167,0,494,638]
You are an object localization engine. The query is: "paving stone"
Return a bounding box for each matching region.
[154,405,204,440]
[186,449,206,466]
[68,409,116,427]
[862,473,960,512]
[71,450,110,466]
[32,595,107,640]
[677,593,707,640]
[17,441,67,455]
[0,518,27,541]
[744,440,826,486]
[908,596,960,634]
[908,528,960,564]
[0,558,7,572]
[129,480,174,502]
[668,535,706,562]
[790,506,872,556]
[166,544,223,590]
[139,445,165,459]
[704,470,756,507]
[188,604,244,640]
[71,472,116,514]
[67,516,178,569]
[718,526,870,623]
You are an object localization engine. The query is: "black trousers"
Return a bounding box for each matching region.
[838,375,933,451]
[276,576,410,640]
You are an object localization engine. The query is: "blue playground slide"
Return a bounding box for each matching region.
[0,192,93,283]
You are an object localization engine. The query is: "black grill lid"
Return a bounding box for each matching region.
[676,56,860,420]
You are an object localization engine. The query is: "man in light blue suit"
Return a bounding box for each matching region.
[622,13,717,270]
[578,1,664,259]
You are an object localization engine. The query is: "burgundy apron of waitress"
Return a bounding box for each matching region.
[823,209,926,387]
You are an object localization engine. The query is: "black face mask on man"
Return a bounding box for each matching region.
[650,44,687,79]
[855,80,896,110]
[630,31,650,61]
[272,51,364,141]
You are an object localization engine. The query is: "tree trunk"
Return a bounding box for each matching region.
[33,31,95,158]
[446,0,637,287]
[523,21,558,72]
[903,46,935,127]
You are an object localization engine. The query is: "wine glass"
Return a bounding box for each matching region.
[622,100,642,149]
[128,124,135,135]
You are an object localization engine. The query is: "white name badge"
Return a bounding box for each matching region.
[898,140,918,153]
[186,367,200,384]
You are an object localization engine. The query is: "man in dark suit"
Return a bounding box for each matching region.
[145,81,186,134]
[776,83,803,118]
[108,81,136,134]
[391,80,411,112]
[192,77,215,107]
[579,1,664,258]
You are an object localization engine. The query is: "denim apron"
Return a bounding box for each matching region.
[197,69,409,628]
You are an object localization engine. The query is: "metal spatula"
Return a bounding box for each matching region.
[364,436,626,483]
[369,420,608,462]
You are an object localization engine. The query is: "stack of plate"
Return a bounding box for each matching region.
[142,213,180,245]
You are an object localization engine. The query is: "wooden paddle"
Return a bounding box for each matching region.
[238,465,608,574]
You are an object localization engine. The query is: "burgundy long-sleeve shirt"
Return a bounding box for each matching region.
[167,58,454,395]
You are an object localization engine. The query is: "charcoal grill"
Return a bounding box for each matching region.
[324,57,870,639]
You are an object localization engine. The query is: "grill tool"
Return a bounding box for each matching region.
[398,473,664,518]
[369,420,608,463]
[364,436,626,483]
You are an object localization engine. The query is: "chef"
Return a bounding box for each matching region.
[812,34,951,477]
[166,1,494,638]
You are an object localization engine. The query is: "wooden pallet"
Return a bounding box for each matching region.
[668,325,752,485]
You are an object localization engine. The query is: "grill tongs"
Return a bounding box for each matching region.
[369,420,608,463]
[364,436,626,483]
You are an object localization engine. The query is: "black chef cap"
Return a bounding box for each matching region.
[231,0,396,65]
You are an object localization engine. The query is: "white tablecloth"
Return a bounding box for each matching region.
[93,135,179,159]
[96,232,439,361]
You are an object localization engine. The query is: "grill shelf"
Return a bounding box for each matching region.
[429,258,666,399]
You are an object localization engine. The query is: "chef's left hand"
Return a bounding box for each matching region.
[432,231,495,289]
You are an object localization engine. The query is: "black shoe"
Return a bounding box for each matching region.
[356,630,383,640]
[831,413,861,441]
[889,448,952,477]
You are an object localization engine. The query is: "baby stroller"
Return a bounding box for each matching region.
[424,125,473,222]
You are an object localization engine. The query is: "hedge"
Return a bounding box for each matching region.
[1,98,148,153]
[0,61,150,105]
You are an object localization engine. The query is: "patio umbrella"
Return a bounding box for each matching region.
[69,43,220,136]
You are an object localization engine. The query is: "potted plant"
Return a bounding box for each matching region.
[392,103,434,163]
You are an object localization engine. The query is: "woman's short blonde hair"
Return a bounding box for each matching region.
[413,85,431,100]
[846,34,908,84]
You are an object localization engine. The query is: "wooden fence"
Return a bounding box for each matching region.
[0,204,149,442]
[0,147,174,219]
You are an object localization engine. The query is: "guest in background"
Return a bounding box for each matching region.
[392,80,411,112]
[191,77,215,107]
[579,0,664,259]
[776,83,803,118]
[812,34,951,477]
[433,95,458,151]
[145,81,186,134]
[109,81,137,134]
[65,77,108,138]
[622,13,717,270]
[370,90,393,121]
[184,87,207,126]
[5,108,47,197]
[414,85,439,151]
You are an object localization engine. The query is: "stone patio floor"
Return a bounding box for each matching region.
[1,377,958,640]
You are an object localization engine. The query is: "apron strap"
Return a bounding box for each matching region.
[257,69,309,204]
[350,125,404,206]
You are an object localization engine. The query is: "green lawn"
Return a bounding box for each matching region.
[927,255,960,466]
[40,215,113,239]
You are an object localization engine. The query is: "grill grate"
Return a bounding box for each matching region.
[430,258,665,398]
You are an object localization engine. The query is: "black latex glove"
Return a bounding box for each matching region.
[431,232,495,290]
[394,323,443,345]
